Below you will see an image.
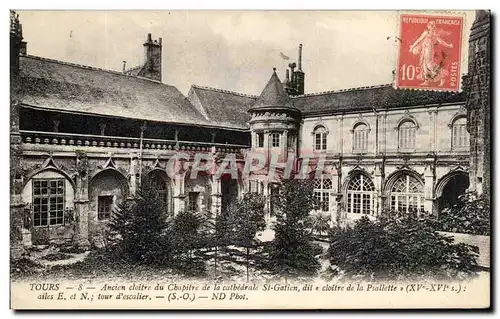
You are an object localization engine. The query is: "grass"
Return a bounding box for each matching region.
[11,242,292,282]
[41,252,74,261]
[10,257,44,279]
[11,238,328,282]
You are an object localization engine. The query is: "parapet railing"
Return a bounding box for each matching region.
[19,130,249,154]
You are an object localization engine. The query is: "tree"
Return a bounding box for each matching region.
[231,193,266,281]
[309,212,331,237]
[108,176,171,265]
[328,211,479,280]
[171,210,206,276]
[268,179,321,278]
[198,208,233,278]
[436,191,490,235]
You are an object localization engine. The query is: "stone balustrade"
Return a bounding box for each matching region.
[20,130,248,155]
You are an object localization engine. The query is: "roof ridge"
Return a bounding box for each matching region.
[124,64,143,72]
[192,85,258,98]
[23,54,166,85]
[290,84,393,98]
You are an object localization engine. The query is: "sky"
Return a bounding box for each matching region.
[17,10,476,96]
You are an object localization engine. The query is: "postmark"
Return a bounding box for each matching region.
[396,13,464,92]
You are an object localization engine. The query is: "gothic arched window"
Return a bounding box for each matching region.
[389,173,424,213]
[313,177,333,211]
[346,174,375,214]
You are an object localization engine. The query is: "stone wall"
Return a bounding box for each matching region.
[439,231,490,269]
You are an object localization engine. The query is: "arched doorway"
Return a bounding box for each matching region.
[89,169,129,221]
[148,169,173,216]
[436,172,469,211]
[220,174,239,214]
[184,173,212,213]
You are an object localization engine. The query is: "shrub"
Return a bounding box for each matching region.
[268,179,321,277]
[328,211,479,280]
[436,191,490,235]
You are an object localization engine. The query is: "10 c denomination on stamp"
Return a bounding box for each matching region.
[396,13,464,92]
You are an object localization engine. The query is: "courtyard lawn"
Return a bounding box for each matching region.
[11,237,331,282]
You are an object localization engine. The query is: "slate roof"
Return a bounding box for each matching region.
[291,84,466,115]
[188,85,257,129]
[19,55,467,130]
[18,55,231,128]
[252,69,293,109]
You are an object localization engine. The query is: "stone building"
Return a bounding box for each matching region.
[9,11,488,251]
[465,10,491,200]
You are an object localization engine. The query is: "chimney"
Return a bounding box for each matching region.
[285,44,305,96]
[298,44,303,71]
[141,33,162,82]
[10,11,23,75]
[122,61,127,73]
[285,69,290,82]
[288,62,296,83]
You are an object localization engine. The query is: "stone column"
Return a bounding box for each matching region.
[174,128,180,150]
[129,155,138,196]
[423,164,434,215]
[211,177,222,215]
[329,168,339,226]
[329,192,337,226]
[10,191,27,258]
[243,178,250,194]
[374,163,383,216]
[263,181,271,222]
[73,175,90,249]
[71,152,91,249]
[383,114,388,154]
[337,117,342,155]
[250,131,256,149]
[172,175,185,215]
[282,130,288,160]
[427,110,437,152]
[263,130,270,161]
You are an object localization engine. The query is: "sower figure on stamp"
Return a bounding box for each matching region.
[409,21,454,87]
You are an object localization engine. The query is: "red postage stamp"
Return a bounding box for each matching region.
[396,13,464,92]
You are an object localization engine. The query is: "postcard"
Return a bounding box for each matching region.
[9,9,491,310]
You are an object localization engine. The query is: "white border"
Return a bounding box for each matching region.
[2,1,498,318]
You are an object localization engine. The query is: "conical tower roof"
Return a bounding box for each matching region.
[253,68,291,109]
